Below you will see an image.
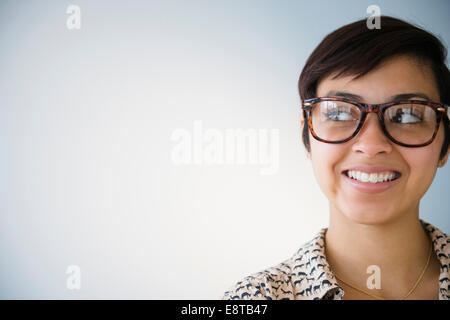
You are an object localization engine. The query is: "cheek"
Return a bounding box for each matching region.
[403,125,444,173]
[400,144,440,191]
[310,138,347,193]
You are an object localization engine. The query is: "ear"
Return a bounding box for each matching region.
[299,111,311,160]
[438,148,449,168]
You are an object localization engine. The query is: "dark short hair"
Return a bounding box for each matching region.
[298,16,450,160]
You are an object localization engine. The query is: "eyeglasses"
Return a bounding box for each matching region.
[301,97,449,147]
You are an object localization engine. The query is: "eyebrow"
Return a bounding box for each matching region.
[324,90,431,102]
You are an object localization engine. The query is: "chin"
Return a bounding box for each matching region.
[338,202,400,226]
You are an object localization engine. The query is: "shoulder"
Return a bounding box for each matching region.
[421,219,449,259]
[221,260,296,300]
[420,220,450,299]
[222,228,330,300]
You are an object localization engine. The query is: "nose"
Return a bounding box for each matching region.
[352,113,393,157]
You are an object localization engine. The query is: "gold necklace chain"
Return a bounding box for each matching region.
[333,241,433,300]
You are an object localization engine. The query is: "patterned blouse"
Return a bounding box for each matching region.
[222,220,450,300]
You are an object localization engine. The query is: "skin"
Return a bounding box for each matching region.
[300,55,449,299]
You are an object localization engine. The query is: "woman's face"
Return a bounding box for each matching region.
[306,55,448,225]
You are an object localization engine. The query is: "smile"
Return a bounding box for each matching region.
[341,167,402,194]
[344,170,401,184]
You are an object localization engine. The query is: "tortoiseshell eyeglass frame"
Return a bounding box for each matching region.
[301,97,449,147]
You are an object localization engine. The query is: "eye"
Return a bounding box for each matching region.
[324,108,356,121]
[390,107,423,124]
[316,101,360,123]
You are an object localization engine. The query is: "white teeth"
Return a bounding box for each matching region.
[346,170,398,183]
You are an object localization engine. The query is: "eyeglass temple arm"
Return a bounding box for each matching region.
[437,106,449,120]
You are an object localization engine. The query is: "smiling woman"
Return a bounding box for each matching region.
[222,16,450,300]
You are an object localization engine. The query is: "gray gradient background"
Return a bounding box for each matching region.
[0,0,448,299]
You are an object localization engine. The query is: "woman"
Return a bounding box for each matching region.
[222,16,449,300]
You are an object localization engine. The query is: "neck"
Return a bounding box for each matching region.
[325,203,433,298]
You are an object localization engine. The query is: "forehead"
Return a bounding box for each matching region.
[316,55,440,104]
